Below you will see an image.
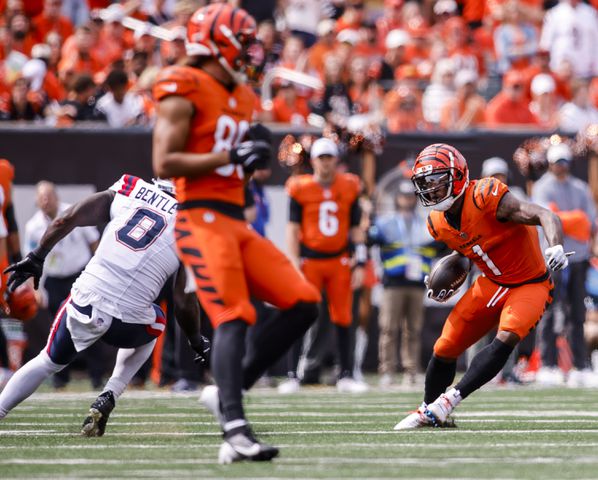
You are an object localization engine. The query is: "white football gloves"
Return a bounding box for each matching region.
[544,244,568,272]
[424,275,456,303]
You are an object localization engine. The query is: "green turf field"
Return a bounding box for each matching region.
[1,383,598,479]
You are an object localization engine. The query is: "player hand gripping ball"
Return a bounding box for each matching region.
[544,244,568,271]
[230,140,272,174]
[425,253,471,303]
[4,252,44,292]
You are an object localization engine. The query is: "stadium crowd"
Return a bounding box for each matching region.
[0,0,597,132]
[0,0,597,395]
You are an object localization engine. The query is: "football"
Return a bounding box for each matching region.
[8,284,39,321]
[427,252,471,301]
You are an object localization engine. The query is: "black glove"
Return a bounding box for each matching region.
[4,252,45,292]
[189,335,211,364]
[230,140,271,173]
[246,123,272,144]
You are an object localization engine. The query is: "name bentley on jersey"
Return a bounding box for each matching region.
[71,175,179,325]
[133,186,177,215]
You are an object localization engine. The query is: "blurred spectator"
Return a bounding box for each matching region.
[307,19,336,75]
[383,85,426,132]
[31,0,74,44]
[0,76,44,121]
[127,50,149,83]
[369,179,436,388]
[529,73,559,130]
[540,0,598,79]
[439,69,486,131]
[493,0,538,75]
[533,142,597,387]
[521,49,570,103]
[60,0,90,27]
[431,0,459,37]
[375,0,403,50]
[485,70,538,127]
[28,44,64,101]
[24,180,101,389]
[145,0,173,25]
[311,53,352,126]
[132,25,159,67]
[348,56,383,119]
[92,7,126,67]
[443,16,483,76]
[44,31,63,73]
[159,26,186,66]
[283,0,333,49]
[558,79,598,134]
[422,58,455,126]
[3,12,35,58]
[255,20,282,75]
[58,24,103,86]
[278,35,308,72]
[336,0,366,33]
[269,81,310,125]
[404,23,433,80]
[46,73,105,125]
[95,68,144,127]
[378,29,410,88]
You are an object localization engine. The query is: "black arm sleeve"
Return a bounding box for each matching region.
[244,185,255,209]
[289,197,302,223]
[349,198,362,227]
[5,203,18,233]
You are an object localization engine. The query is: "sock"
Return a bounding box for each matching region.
[353,326,368,381]
[336,325,352,377]
[424,355,457,405]
[0,351,64,419]
[102,340,156,399]
[212,320,247,423]
[242,302,318,390]
[455,338,514,399]
[286,338,302,379]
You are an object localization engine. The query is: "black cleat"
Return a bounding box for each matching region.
[81,390,115,437]
[218,427,279,464]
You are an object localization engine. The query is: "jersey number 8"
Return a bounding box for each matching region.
[116,208,167,251]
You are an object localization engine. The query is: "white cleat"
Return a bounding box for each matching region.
[218,431,279,464]
[393,403,433,430]
[277,377,300,394]
[336,377,369,393]
[199,385,224,428]
[426,393,454,424]
[535,367,565,386]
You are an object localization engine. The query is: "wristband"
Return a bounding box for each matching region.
[354,244,367,266]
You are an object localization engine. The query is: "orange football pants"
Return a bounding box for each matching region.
[434,274,553,359]
[302,256,352,327]
[176,208,321,328]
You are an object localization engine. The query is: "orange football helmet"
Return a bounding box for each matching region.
[186,3,257,82]
[411,143,469,211]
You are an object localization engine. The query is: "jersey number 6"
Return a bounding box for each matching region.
[319,201,339,237]
[116,208,167,251]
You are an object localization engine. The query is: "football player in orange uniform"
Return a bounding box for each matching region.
[282,137,368,393]
[394,144,568,430]
[152,4,320,463]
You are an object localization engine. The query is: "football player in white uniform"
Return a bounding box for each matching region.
[0,175,209,436]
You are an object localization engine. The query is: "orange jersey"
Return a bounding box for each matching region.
[427,178,546,286]
[286,173,361,255]
[153,65,257,207]
[0,159,14,216]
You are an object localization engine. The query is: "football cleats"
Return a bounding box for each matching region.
[186,3,258,83]
[411,143,469,211]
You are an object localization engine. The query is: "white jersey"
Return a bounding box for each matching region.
[71,175,179,325]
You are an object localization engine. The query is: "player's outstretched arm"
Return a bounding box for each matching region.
[173,263,210,364]
[496,191,564,246]
[152,96,229,178]
[497,191,568,271]
[5,191,114,292]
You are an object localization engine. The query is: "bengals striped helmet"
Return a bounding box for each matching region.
[186,3,257,82]
[411,143,469,211]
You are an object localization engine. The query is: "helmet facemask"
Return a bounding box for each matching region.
[411,167,467,211]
